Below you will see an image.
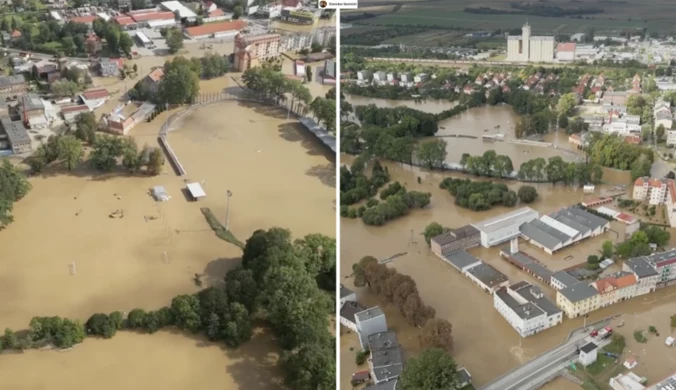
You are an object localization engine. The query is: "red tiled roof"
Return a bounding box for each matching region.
[634,177,645,186]
[62,105,90,113]
[281,0,300,6]
[10,29,22,38]
[147,68,164,83]
[655,257,676,267]
[624,135,641,144]
[208,8,224,17]
[616,213,636,224]
[114,16,136,26]
[86,33,101,43]
[131,11,175,22]
[82,88,110,100]
[649,178,665,188]
[595,273,637,293]
[557,42,576,52]
[70,15,99,24]
[184,20,246,37]
[669,179,676,205]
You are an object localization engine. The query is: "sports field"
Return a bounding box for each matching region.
[350,0,676,34]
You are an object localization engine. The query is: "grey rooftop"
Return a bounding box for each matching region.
[355,306,385,322]
[559,282,598,303]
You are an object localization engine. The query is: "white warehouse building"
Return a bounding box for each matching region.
[507,22,555,63]
[519,206,610,255]
[471,207,539,248]
[494,281,563,337]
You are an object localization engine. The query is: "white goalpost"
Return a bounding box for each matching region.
[162,251,170,264]
[69,261,76,276]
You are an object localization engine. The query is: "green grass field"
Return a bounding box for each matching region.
[350,0,676,34]
[361,7,647,34]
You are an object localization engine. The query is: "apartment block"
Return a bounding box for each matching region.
[633,177,670,205]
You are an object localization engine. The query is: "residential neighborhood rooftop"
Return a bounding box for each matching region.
[368,331,400,352]
[364,381,398,390]
[0,74,26,88]
[496,288,545,320]
[624,257,659,279]
[552,271,580,288]
[0,117,30,145]
[355,306,385,322]
[559,282,599,303]
[340,301,367,324]
[184,20,247,37]
[466,263,509,289]
[443,250,480,270]
[644,248,676,267]
[340,284,354,299]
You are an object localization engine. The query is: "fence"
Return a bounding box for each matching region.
[157,86,335,176]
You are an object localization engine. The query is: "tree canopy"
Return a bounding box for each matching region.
[399,348,462,390]
[0,160,32,229]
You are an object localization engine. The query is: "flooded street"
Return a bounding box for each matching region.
[0,100,334,388]
[340,156,676,387]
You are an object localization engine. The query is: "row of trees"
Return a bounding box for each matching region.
[91,19,134,57]
[0,160,32,229]
[586,133,654,180]
[131,54,229,103]
[615,225,671,258]
[343,181,431,226]
[28,119,165,176]
[517,156,604,186]
[440,178,519,211]
[340,157,390,206]
[353,256,437,328]
[2,228,336,389]
[460,150,514,178]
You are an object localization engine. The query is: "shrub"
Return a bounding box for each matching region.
[356,349,370,365]
[633,330,647,343]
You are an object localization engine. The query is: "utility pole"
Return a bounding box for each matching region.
[225,190,233,231]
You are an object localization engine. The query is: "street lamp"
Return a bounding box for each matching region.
[225,190,233,231]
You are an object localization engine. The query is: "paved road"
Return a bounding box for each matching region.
[481,329,610,390]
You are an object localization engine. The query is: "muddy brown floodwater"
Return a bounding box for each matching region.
[345,95,459,115]
[0,100,335,389]
[340,155,676,388]
[0,329,284,390]
[346,97,584,168]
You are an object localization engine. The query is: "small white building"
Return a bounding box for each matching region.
[400,72,412,83]
[357,70,372,81]
[667,130,676,146]
[413,73,428,83]
[493,281,563,337]
[373,71,387,83]
[579,342,598,366]
[386,73,397,82]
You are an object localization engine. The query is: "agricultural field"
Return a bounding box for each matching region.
[349,0,676,35]
[342,5,397,15]
[383,30,465,46]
